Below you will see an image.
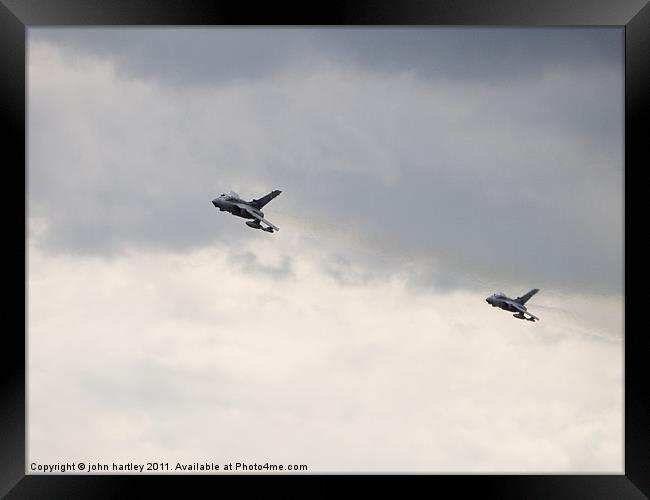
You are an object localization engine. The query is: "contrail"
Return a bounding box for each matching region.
[275,210,534,294]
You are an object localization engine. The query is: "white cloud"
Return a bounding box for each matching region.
[28,244,622,472]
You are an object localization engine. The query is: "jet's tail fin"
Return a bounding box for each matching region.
[250,190,282,209]
[515,288,539,305]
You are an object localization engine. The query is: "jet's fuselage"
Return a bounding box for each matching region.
[211,197,263,220]
[485,295,526,313]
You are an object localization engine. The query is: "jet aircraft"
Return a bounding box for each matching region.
[486,289,540,322]
[212,190,282,233]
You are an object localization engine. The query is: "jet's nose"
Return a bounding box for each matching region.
[211,199,219,208]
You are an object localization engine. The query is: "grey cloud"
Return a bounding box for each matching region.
[312,28,622,84]
[276,144,621,294]
[28,28,622,296]
[29,27,622,88]
[29,28,320,88]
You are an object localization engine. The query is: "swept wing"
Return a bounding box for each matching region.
[507,300,539,321]
[250,190,282,209]
[515,288,539,305]
[237,204,280,232]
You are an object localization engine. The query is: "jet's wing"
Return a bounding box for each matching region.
[515,288,539,305]
[238,205,280,231]
[508,300,539,321]
[250,190,282,210]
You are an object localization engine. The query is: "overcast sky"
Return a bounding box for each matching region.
[27,27,623,473]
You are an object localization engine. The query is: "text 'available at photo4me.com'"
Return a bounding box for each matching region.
[30,461,309,473]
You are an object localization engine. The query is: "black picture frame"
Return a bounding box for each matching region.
[2,0,647,497]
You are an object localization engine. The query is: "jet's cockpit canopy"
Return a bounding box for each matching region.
[219,191,241,201]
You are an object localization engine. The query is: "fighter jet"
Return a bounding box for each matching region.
[485,289,540,322]
[211,190,282,233]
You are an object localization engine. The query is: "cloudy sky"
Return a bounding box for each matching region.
[27,27,623,473]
